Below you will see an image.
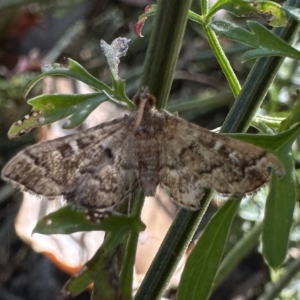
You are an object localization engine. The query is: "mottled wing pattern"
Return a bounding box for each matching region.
[2,116,139,209]
[156,111,284,210]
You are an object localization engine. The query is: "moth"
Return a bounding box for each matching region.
[1,88,284,210]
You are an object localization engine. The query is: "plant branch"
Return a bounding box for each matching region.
[140,0,192,109]
[134,0,193,299]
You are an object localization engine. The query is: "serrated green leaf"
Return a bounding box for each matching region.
[177,200,240,300]
[208,0,287,27]
[210,20,300,61]
[7,93,108,138]
[33,205,145,235]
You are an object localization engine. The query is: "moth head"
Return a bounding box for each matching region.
[133,86,156,110]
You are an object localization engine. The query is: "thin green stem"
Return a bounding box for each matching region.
[253,115,284,129]
[250,119,275,134]
[201,0,209,15]
[204,26,241,98]
[200,0,241,97]
[119,190,145,300]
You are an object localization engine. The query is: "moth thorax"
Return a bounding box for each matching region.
[133,88,157,132]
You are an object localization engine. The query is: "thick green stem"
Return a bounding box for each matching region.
[135,192,212,300]
[140,0,192,109]
[135,1,193,298]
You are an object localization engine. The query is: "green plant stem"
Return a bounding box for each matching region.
[135,1,193,295]
[204,26,241,98]
[252,115,284,130]
[201,0,241,97]
[140,0,192,109]
[120,190,145,300]
[250,119,274,134]
[257,257,300,300]
[135,192,213,300]
[201,0,209,15]
[131,0,194,297]
[213,222,263,289]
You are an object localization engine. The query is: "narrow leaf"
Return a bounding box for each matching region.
[225,122,300,153]
[261,124,299,268]
[24,59,112,98]
[262,152,295,269]
[177,200,240,300]
[33,205,145,235]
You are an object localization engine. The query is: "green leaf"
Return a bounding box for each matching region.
[207,0,287,27]
[261,124,300,269]
[7,93,108,138]
[242,48,291,61]
[33,205,145,235]
[225,123,300,153]
[24,58,112,98]
[229,123,300,269]
[209,20,300,61]
[177,200,240,300]
[262,150,295,269]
